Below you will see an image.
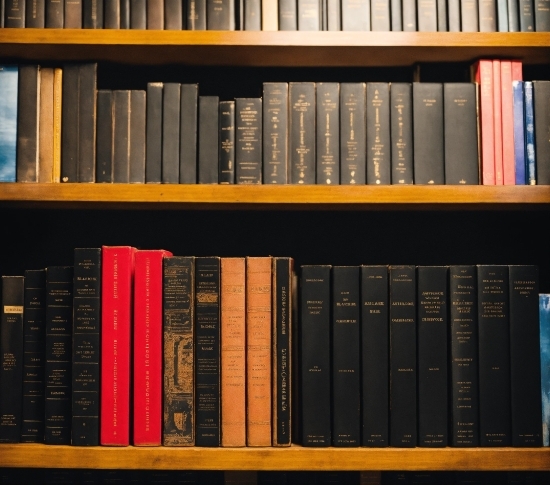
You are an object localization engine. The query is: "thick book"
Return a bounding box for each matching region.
[147,0,163,28]
[477,264,511,446]
[540,294,550,447]
[508,0,519,29]
[180,84,198,184]
[104,0,119,27]
[219,100,236,184]
[38,68,54,183]
[4,0,25,25]
[165,0,183,29]
[519,0,535,29]
[512,81,526,185]
[361,265,389,447]
[279,0,297,28]
[413,83,444,184]
[496,0,508,29]
[195,257,221,447]
[371,0,390,30]
[220,257,246,447]
[26,0,45,26]
[332,266,361,447]
[71,248,101,446]
[262,0,278,29]
[533,81,550,184]
[300,265,331,446]
[316,82,339,185]
[341,0,370,29]
[340,82,366,185]
[493,60,504,185]
[479,0,497,29]
[297,0,320,28]
[418,0,437,30]
[187,0,207,28]
[448,0,459,29]
[461,0,479,30]
[235,98,262,184]
[113,90,130,183]
[535,0,550,29]
[390,83,413,184]
[246,256,272,446]
[198,96,220,184]
[509,265,542,446]
[443,83,479,185]
[501,61,515,185]
[366,82,390,185]
[129,90,146,183]
[417,266,448,448]
[130,0,146,28]
[244,0,260,28]
[449,265,479,447]
[389,265,417,447]
[162,83,181,184]
[96,90,114,183]
[120,0,129,27]
[64,0,82,27]
[44,266,73,445]
[403,0,417,29]
[390,0,401,28]
[21,270,46,443]
[0,66,19,183]
[45,0,62,26]
[326,0,341,30]
[208,0,235,28]
[163,256,195,446]
[61,64,79,183]
[146,82,163,183]
[100,246,136,446]
[473,60,495,184]
[0,276,24,443]
[78,63,97,183]
[524,81,536,185]
[289,82,316,184]
[263,82,289,184]
[83,0,103,27]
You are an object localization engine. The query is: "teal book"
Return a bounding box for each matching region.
[0,66,18,183]
[540,294,550,446]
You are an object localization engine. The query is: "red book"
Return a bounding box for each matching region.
[493,60,503,185]
[100,246,137,446]
[511,60,523,82]
[133,249,173,446]
[473,60,495,185]
[500,61,515,185]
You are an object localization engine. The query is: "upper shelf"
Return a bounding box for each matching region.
[1,29,550,67]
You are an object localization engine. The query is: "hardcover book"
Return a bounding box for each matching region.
[262,0,278,29]
[180,84,199,184]
[493,60,504,185]
[501,61,515,185]
[64,0,82,27]
[104,0,120,27]
[96,90,114,183]
[366,82,390,185]
[165,0,183,29]
[187,0,207,29]
[418,0,437,30]
[60,64,79,183]
[371,0,390,30]
[391,0,401,28]
[208,0,235,28]
[4,0,25,25]
[540,294,550,446]
[130,0,146,28]
[38,68,54,183]
[0,66,18,183]
[512,81,526,185]
[219,100,236,184]
[519,0,535,30]
[147,0,163,28]
[403,0,416,29]
[535,0,550,29]
[146,82,163,183]
[524,81,536,185]
[263,82,289,184]
[83,0,103,27]
[340,82,366,185]
[236,98,262,184]
[289,82,316,184]
[461,0,479,30]
[120,0,129,27]
[45,0,63,26]
[129,90,146,183]
[390,83,413,184]
[198,96,220,184]
[297,0,320,28]
[78,63,97,183]
[244,0,261,28]
[341,0,370,29]
[479,0,497,29]
[162,83,181,184]
[533,81,550,185]
[113,90,130,183]
[26,0,45,26]
[315,82,339,185]
[279,0,297,28]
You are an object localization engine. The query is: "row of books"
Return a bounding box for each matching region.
[2,0,549,31]
[1,60,550,185]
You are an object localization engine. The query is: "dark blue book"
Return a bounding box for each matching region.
[0,66,18,183]
[524,81,536,185]
[512,80,526,185]
[539,294,550,446]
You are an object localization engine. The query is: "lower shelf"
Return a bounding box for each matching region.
[0,444,549,471]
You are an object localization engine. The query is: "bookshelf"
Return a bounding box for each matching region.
[1,28,550,476]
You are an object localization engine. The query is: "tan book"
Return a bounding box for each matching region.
[52,67,63,183]
[246,256,272,446]
[221,257,246,447]
[261,0,278,30]
[38,68,54,183]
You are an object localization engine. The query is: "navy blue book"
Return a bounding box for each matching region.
[539,294,550,446]
[0,66,18,183]
[512,81,526,185]
[524,81,536,185]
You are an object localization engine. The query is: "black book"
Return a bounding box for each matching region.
[535,0,550,29]
[444,83,479,185]
[417,265,448,448]
[219,100,235,184]
[263,82,289,184]
[289,82,315,184]
[533,81,550,184]
[235,98,262,184]
[61,64,79,183]
[96,90,114,183]
[0,276,25,443]
[25,0,45,27]
[103,0,119,27]
[403,0,416,29]
[366,82,390,185]
[477,264,511,446]
[146,82,163,183]
[461,0,479,30]
[340,82,366,185]
[44,266,73,445]
[198,96,219,184]
[195,257,221,447]
[83,0,103,27]
[45,0,62,25]
[413,82,444,185]
[120,0,130,27]
[4,0,25,25]
[71,248,101,446]
[16,64,40,183]
[509,265,542,446]
[165,0,183,29]
[300,265,331,446]
[279,0,297,28]
[130,0,146,28]
[315,82,339,185]
[162,83,181,184]
[479,0,497,30]
[244,0,260,28]
[390,83,413,185]
[390,0,401,28]
[129,90,146,183]
[449,265,479,447]
[361,265,389,447]
[64,0,82,27]
[147,0,163,28]
[291,270,300,445]
[371,0,390,30]
[21,270,46,443]
[389,265,417,447]
[180,84,198,184]
[187,0,207,28]
[509,0,519,30]
[78,63,97,183]
[418,0,437,30]
[332,266,361,447]
[341,0,370,29]
[113,90,130,183]
[207,0,235,28]
[519,0,534,29]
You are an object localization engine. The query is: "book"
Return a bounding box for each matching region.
[535,0,550,29]
[0,66,18,183]
[512,81,526,185]
[540,294,550,447]
[473,60,495,185]
[26,0,44,26]
[38,68,54,183]
[244,0,261,28]
[71,248,101,446]
[120,0,129,27]
[390,83,413,184]
[519,0,535,29]
[180,84,199,184]
[524,81,536,185]
[235,98,262,184]
[52,67,62,183]
[61,64,79,183]
[371,0,390,29]
[146,82,163,183]
[187,0,207,29]
[438,0,449,29]
[461,0,479,30]
[220,257,246,447]
[198,96,220,184]
[78,63,97,183]
[133,249,172,446]
[162,83,181,184]
[45,0,62,25]
[289,82,316,184]
[496,0,509,29]
[300,265,331,446]
[341,0,370,29]
[477,264,511,446]
[21,269,46,443]
[44,266,73,445]
[195,256,221,447]
[509,265,542,446]
[163,256,195,446]
[129,90,146,183]
[297,0,320,28]
[165,0,183,29]
[130,0,146,28]
[501,61,515,185]
[361,265,389,447]
[219,100,236,184]
[65,0,82,27]
[113,90,130,183]
[316,82,339,185]
[332,266,361,447]
[263,82,289,184]
[208,0,236,28]
[246,256,272,446]
[402,0,417,29]
[83,0,103,27]
[390,0,401,28]
[147,0,163,28]
[101,246,136,446]
[96,90,114,183]
[533,81,550,185]
[508,0,519,29]
[366,82,390,185]
[0,276,24,443]
[418,0,437,30]
[104,0,119,27]
[340,82,366,185]
[279,0,297,28]
[262,0,278,29]
[493,60,504,185]
[479,0,497,29]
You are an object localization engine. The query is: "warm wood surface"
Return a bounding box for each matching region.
[1,30,550,66]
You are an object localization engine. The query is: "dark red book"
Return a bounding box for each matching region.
[473,59,495,185]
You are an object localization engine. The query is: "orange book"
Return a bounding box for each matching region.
[221,257,246,447]
[246,256,272,446]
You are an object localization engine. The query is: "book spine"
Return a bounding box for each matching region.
[300,265,332,446]
[403,0,417,29]
[219,100,236,184]
[4,0,25,25]
[45,0,62,25]
[438,0,448,29]
[130,0,146,27]
[540,294,550,447]
[21,270,46,443]
[83,0,103,27]
[38,68,54,183]
[96,90,114,183]
[341,0,370,29]
[120,0,129,27]
[508,0,519,29]
[389,265,417,447]
[180,84,199,184]
[25,0,45,27]
[500,61,515,185]
[315,82,340,185]
[187,0,207,28]
[208,0,234,28]
[390,83,413,184]
[390,0,402,28]
[165,0,183,29]
[71,248,101,446]
[289,82,316,184]
[100,246,135,446]
[475,60,495,184]
[278,0,297,28]
[477,264,511,446]
[244,0,260,28]
[162,83,181,184]
[332,266,361,447]
[220,258,246,447]
[417,0,437,30]
[361,265,389,447]
[146,82,163,183]
[535,0,550,29]
[417,266,448,448]
[103,0,119,27]
[371,0,390,29]
[263,82,289,184]
[61,64,79,183]
[52,67,62,183]
[493,60,504,185]
[533,81,550,184]
[198,96,220,184]
[449,265,479,447]
[0,276,25,443]
[163,256,195,446]
[496,0,509,29]
[129,90,146,183]
[519,0,534,29]
[147,0,164,28]
[262,0,278,29]
[512,81,526,185]
[509,265,542,446]
[327,0,341,29]
[340,82,366,185]
[290,270,300,445]
[78,63,97,183]
[64,0,82,26]
[297,0,320,28]
[479,0,497,29]
[113,90,130,183]
[524,81,536,185]
[44,266,73,445]
[366,82,390,185]
[235,98,262,184]
[0,66,18,183]
[461,0,479,30]
[195,257,221,447]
